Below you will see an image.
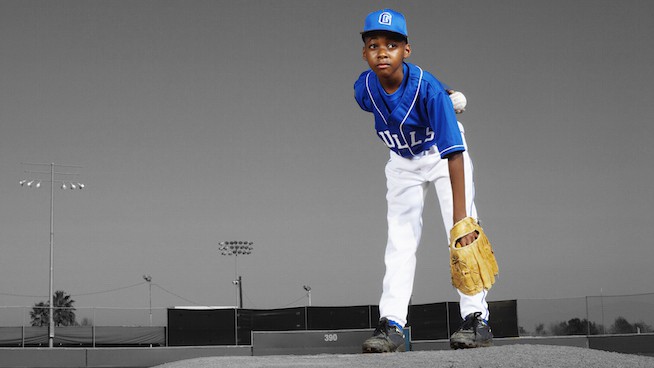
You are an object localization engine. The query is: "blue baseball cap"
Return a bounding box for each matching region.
[362,9,408,38]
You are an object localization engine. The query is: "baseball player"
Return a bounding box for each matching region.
[354,9,499,352]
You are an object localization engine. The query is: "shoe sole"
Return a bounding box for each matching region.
[450,340,493,349]
[362,341,406,353]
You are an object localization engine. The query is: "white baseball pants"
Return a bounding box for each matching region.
[379,123,489,327]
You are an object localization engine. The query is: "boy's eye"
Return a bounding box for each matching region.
[388,43,397,49]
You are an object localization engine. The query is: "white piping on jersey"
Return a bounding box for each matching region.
[398,66,423,156]
[364,72,389,126]
[439,144,466,157]
[365,66,424,157]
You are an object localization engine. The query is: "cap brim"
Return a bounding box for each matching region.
[360,29,408,38]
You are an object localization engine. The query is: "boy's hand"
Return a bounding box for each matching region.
[447,89,467,114]
[455,231,479,248]
[449,217,499,295]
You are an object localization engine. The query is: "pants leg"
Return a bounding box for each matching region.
[458,289,490,321]
[429,124,490,320]
[379,153,428,327]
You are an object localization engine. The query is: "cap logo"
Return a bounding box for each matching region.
[378,12,392,26]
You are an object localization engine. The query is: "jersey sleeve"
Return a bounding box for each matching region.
[354,71,373,113]
[428,89,465,158]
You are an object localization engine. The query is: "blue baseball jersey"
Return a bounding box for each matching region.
[354,62,464,159]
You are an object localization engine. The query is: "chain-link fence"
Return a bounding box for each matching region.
[517,292,654,336]
[0,306,168,347]
[0,306,168,327]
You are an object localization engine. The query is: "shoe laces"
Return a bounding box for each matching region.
[460,311,483,331]
[374,318,401,337]
[373,319,390,336]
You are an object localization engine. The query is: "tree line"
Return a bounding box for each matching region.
[522,317,653,336]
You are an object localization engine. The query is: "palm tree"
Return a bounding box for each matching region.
[29,302,49,327]
[30,290,78,327]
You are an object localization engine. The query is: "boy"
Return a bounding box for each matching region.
[354,9,499,352]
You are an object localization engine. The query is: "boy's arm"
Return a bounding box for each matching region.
[448,152,478,246]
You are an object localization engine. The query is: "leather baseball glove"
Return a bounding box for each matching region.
[449,217,499,295]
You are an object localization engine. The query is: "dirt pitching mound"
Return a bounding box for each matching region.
[152,344,654,368]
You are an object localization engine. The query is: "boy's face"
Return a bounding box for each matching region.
[362,32,411,80]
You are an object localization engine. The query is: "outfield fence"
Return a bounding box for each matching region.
[1,292,652,347]
[517,292,654,336]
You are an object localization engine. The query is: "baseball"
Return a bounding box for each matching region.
[449,91,467,113]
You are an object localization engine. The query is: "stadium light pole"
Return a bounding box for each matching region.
[303,285,312,307]
[218,241,253,309]
[218,241,253,346]
[20,162,84,348]
[143,275,153,326]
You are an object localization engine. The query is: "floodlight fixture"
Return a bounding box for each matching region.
[218,240,254,309]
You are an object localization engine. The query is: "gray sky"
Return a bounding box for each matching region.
[1,0,653,317]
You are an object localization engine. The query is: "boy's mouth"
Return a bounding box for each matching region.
[377,63,391,69]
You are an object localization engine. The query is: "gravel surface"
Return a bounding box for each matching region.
[152,345,654,368]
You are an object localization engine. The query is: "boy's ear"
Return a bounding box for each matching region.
[404,43,412,59]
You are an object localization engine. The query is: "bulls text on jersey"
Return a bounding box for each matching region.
[377,127,435,149]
